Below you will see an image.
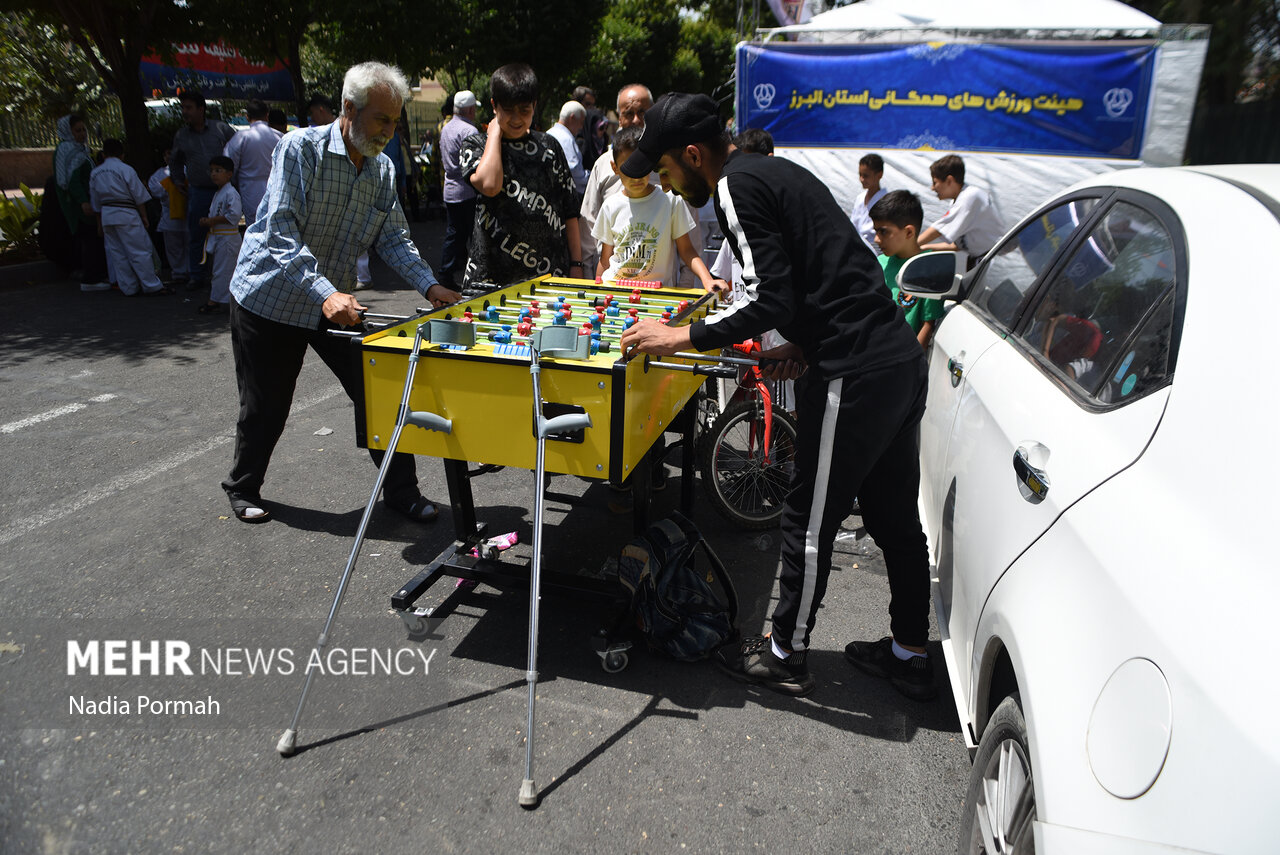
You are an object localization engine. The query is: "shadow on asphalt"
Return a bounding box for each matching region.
[263,497,465,550]
[3,280,234,367]
[283,677,528,757]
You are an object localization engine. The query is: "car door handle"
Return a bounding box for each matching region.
[1013,448,1049,503]
[947,357,964,387]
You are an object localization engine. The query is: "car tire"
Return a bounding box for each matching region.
[959,694,1036,855]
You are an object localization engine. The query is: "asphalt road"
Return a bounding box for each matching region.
[0,218,970,855]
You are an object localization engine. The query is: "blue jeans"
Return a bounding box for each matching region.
[440,197,476,286]
[186,185,216,286]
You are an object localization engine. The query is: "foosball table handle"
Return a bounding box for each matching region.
[642,355,737,379]
[402,409,453,434]
[537,412,592,440]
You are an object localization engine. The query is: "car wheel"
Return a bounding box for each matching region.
[959,694,1036,855]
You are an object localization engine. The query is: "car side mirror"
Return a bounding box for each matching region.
[898,251,963,300]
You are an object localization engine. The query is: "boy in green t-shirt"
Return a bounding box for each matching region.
[870,190,946,350]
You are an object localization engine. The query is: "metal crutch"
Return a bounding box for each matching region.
[519,327,593,807]
[277,321,454,757]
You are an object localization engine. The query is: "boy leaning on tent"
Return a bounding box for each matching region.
[918,153,1003,270]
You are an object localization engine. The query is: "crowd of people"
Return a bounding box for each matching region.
[45,57,1010,703]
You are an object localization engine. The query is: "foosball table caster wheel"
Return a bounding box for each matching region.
[398,609,434,642]
[601,651,629,673]
[590,630,632,673]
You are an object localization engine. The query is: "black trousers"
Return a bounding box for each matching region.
[221,300,419,505]
[772,356,931,651]
[186,186,216,286]
[77,218,108,284]
[439,198,476,286]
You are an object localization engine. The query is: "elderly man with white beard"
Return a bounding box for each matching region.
[221,61,461,526]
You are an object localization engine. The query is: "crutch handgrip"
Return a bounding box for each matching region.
[403,410,453,434]
[538,412,592,438]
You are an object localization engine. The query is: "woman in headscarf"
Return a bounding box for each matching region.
[53,114,110,290]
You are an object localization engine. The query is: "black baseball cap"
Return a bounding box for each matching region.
[621,92,723,178]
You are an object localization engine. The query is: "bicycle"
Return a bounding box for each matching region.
[697,340,799,529]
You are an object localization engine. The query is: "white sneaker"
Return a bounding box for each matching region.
[80,282,112,292]
[354,281,371,291]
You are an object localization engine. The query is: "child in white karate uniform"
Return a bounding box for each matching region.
[89,138,167,296]
[197,155,242,314]
[148,148,190,286]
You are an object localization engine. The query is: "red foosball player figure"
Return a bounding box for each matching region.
[614,277,662,290]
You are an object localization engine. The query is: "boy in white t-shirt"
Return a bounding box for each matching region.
[918,153,1003,269]
[593,126,721,293]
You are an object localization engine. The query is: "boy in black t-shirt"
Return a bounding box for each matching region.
[458,63,584,290]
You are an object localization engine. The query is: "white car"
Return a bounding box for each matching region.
[898,165,1280,855]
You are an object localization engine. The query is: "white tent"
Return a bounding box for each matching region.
[777,0,1164,36]
[747,0,1209,246]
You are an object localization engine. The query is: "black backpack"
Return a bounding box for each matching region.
[617,512,738,661]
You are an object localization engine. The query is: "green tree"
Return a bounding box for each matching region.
[580,0,685,103]
[1125,1,1279,103]
[0,12,115,136]
[298,32,347,108]
[10,0,195,174]
[573,0,736,112]
[191,0,321,125]
[412,0,608,119]
[675,6,738,97]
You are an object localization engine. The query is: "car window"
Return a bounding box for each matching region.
[1019,201,1177,403]
[968,198,1097,329]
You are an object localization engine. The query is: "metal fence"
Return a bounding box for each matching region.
[405,100,445,147]
[0,101,125,150]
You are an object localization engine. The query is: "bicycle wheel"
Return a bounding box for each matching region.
[698,399,798,529]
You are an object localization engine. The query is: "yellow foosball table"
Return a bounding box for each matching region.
[349,275,729,666]
[277,277,739,796]
[357,275,717,485]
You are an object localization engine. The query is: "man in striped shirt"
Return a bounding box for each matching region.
[222,61,461,525]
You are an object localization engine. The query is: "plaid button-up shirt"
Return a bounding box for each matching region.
[231,121,437,329]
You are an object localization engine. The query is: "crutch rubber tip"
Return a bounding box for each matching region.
[276,729,298,757]
[518,779,540,808]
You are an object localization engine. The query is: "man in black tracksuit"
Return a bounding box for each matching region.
[619,93,937,701]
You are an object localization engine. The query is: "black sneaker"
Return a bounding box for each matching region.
[385,494,439,523]
[715,634,815,697]
[844,637,937,702]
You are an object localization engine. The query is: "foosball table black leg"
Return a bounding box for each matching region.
[444,458,477,542]
[676,397,699,518]
[630,450,652,536]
